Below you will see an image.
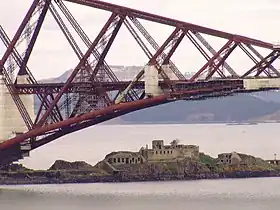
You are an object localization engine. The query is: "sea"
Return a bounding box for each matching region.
[1,123,280,209]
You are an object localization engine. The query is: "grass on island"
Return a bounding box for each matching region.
[199,153,217,168]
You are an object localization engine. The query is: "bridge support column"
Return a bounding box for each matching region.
[144,65,162,96]
[16,74,35,130]
[0,75,35,143]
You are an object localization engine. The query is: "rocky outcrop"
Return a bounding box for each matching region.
[217,153,277,173]
[104,158,211,176]
[48,160,95,171]
[1,153,280,185]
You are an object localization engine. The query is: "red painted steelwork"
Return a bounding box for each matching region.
[242,51,280,78]
[0,0,41,68]
[162,33,185,65]
[18,0,51,76]
[128,17,186,80]
[13,81,169,94]
[0,5,64,125]
[64,0,273,49]
[0,84,241,151]
[31,83,243,150]
[206,43,238,79]
[36,13,118,126]
[190,40,234,81]
[116,28,187,99]
[1,0,280,165]
[148,27,180,65]
[245,44,280,76]
[0,95,167,150]
[14,79,239,94]
[32,98,171,150]
[185,31,230,78]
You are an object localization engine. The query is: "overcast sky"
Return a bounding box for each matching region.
[1,0,280,79]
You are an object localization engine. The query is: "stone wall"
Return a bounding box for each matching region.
[145,144,199,162]
[105,152,145,165]
[104,140,200,167]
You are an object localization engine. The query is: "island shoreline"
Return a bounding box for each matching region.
[2,139,280,186]
[1,170,280,185]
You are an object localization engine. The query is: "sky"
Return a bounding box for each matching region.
[1,0,280,79]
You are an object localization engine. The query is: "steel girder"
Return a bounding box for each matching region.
[0,0,280,163]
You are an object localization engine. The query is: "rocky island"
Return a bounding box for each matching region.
[1,139,280,185]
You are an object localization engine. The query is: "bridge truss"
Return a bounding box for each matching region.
[0,0,280,165]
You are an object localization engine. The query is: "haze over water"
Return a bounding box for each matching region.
[1,123,280,209]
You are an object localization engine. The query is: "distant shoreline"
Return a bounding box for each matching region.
[103,120,280,125]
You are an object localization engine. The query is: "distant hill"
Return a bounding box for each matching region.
[36,66,280,124]
[120,94,280,124]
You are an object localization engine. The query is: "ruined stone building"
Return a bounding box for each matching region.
[106,151,145,165]
[217,152,242,165]
[217,152,270,167]
[104,139,199,166]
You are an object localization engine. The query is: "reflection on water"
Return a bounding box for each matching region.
[1,178,280,210]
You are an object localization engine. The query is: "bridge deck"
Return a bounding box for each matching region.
[14,79,244,94]
[13,78,280,94]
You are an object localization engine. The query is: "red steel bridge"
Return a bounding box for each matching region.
[0,0,280,166]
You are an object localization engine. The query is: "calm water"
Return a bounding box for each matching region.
[1,178,280,209]
[1,123,280,209]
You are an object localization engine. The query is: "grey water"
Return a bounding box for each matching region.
[1,123,280,209]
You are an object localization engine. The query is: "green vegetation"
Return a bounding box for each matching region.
[199,153,216,168]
